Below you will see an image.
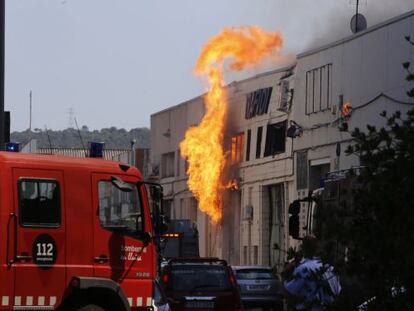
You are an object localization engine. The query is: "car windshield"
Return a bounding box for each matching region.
[236,269,274,280]
[169,265,231,292]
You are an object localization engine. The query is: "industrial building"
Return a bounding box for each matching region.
[150,9,414,268]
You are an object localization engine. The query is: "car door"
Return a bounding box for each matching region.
[12,168,66,309]
[91,173,154,291]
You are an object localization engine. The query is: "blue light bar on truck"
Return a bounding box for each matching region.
[6,142,20,152]
[89,142,105,158]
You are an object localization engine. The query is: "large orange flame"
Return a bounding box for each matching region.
[180,26,283,224]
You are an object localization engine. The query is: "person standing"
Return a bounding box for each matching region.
[282,236,341,310]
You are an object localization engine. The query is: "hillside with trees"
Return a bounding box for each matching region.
[10,126,150,149]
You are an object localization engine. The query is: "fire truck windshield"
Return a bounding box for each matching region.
[98,180,144,235]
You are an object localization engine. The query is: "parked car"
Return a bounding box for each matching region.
[161,257,242,311]
[232,266,283,310]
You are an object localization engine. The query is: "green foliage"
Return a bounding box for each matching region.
[318,36,414,310]
[10,126,150,149]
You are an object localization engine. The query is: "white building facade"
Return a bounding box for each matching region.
[150,10,414,268]
[292,10,414,235]
[150,66,296,269]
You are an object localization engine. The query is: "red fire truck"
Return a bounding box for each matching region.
[0,152,166,310]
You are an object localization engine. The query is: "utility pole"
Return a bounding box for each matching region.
[28,90,32,152]
[0,0,5,150]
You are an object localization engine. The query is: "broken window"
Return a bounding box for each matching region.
[264,121,287,157]
[231,133,244,164]
[245,87,273,119]
[278,80,292,112]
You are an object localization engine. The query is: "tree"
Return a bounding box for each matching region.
[10,126,150,149]
[320,36,414,310]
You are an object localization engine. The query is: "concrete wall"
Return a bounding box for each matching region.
[225,67,296,268]
[293,10,414,187]
[151,65,297,267]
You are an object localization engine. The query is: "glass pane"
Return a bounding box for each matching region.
[19,180,61,226]
[306,71,313,114]
[98,181,143,233]
[236,269,274,280]
[169,266,231,291]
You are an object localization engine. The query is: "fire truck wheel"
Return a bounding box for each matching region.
[76,304,106,311]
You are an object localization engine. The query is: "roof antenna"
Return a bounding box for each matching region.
[74,118,87,157]
[44,125,53,153]
[28,90,33,153]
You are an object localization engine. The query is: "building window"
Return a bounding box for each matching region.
[278,80,292,112]
[243,246,248,265]
[231,133,244,164]
[179,198,185,219]
[189,197,198,223]
[163,199,173,220]
[256,126,263,159]
[185,159,189,175]
[245,129,251,162]
[264,121,287,157]
[306,64,332,114]
[309,163,331,191]
[161,152,175,178]
[253,246,259,265]
[245,87,273,119]
[176,149,181,177]
[19,179,61,227]
[296,151,308,190]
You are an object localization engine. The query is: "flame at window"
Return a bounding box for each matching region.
[180,26,284,224]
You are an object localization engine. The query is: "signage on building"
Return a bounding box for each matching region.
[245,87,273,119]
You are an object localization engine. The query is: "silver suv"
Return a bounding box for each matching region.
[232,266,283,310]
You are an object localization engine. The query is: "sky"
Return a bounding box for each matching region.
[6,0,414,131]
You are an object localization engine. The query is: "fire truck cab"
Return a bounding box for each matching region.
[0,152,163,310]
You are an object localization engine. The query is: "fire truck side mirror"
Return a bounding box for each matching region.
[149,185,168,235]
[151,185,162,201]
[158,215,169,235]
[289,200,301,239]
[111,176,133,192]
[140,231,152,246]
